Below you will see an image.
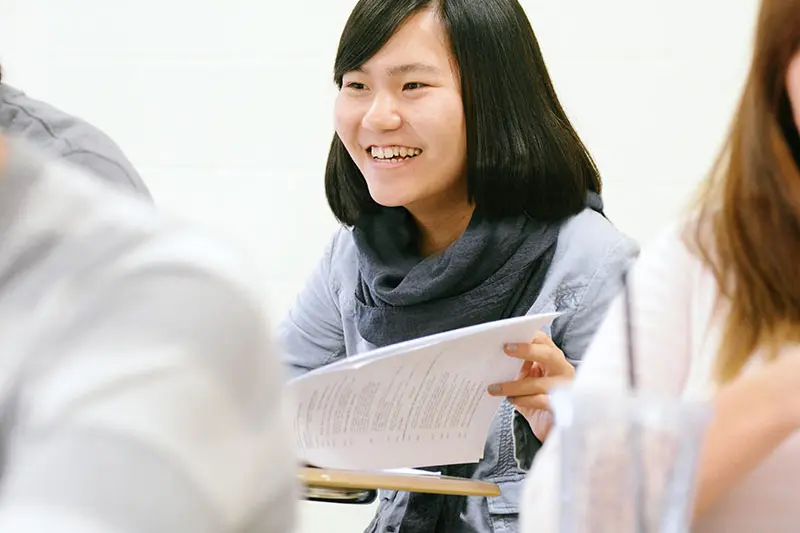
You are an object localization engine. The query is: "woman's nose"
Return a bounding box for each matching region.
[362,94,402,131]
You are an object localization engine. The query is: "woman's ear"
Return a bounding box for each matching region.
[785,50,800,131]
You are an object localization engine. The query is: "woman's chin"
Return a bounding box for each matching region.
[365,186,416,210]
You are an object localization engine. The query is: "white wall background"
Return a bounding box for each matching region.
[0,0,759,531]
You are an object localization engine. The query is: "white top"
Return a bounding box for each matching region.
[519,222,800,533]
[0,140,297,533]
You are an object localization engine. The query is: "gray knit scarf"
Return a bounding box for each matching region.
[352,192,604,531]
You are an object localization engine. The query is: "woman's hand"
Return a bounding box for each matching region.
[487,332,575,441]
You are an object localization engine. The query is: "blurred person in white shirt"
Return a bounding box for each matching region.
[0,135,297,533]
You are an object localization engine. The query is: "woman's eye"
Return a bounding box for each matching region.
[403,82,428,91]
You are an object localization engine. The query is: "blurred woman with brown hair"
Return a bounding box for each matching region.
[509,0,800,530]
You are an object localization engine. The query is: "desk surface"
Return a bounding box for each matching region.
[299,467,501,497]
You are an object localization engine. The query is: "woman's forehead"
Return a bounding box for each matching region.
[359,11,453,73]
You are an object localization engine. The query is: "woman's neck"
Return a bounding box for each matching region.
[409,200,475,257]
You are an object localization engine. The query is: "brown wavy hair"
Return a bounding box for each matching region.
[688,0,800,382]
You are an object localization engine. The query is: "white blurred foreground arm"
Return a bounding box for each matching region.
[0,138,297,533]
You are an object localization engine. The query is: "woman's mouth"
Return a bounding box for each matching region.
[367,145,423,163]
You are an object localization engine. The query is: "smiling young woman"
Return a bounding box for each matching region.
[280,1,639,532]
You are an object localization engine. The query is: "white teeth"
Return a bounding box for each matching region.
[370,145,421,160]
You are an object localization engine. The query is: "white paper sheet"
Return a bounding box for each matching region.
[287,313,559,470]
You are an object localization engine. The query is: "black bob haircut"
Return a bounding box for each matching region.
[325,0,602,226]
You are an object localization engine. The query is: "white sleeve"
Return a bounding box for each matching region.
[0,262,298,533]
[0,143,298,532]
[519,224,701,533]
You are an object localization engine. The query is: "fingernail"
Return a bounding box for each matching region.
[488,384,502,395]
[504,343,519,354]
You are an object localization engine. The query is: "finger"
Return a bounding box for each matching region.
[487,376,569,397]
[510,394,550,412]
[531,362,544,378]
[532,331,558,348]
[504,342,560,366]
[505,343,575,378]
[516,360,533,380]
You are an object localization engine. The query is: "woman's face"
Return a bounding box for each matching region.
[787,50,800,131]
[334,10,468,217]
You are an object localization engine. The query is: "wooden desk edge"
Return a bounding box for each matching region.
[299,467,501,497]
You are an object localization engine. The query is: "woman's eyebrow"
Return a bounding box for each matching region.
[352,62,441,76]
